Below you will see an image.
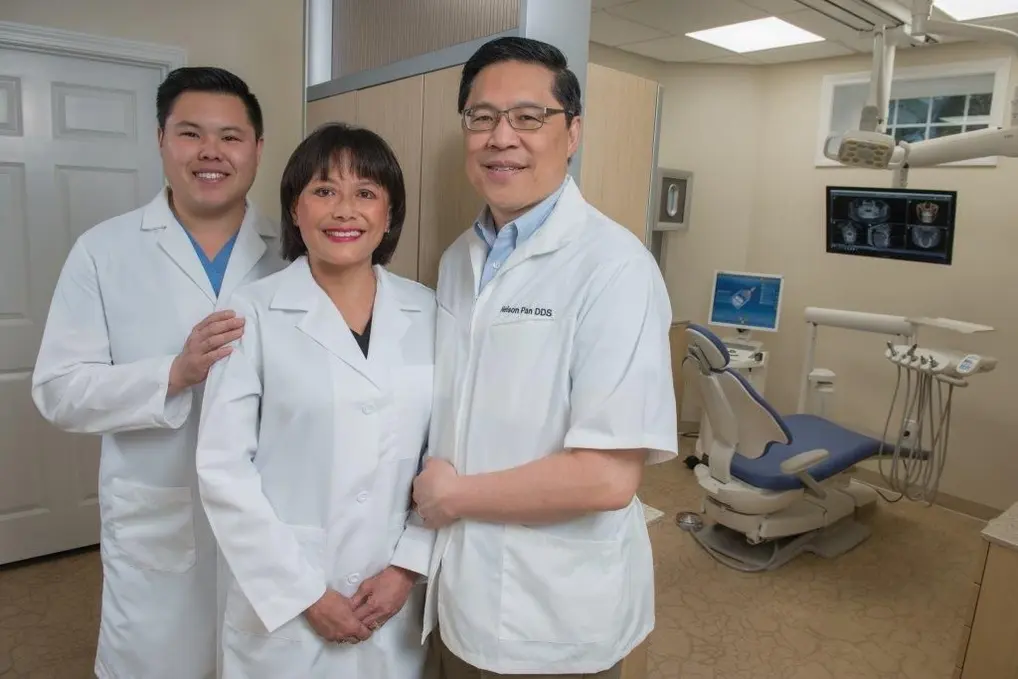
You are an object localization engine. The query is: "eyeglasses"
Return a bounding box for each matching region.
[462,105,568,131]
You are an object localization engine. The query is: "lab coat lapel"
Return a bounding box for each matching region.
[468,238,489,298]
[366,268,415,384]
[270,258,379,389]
[498,177,584,277]
[217,205,274,303]
[143,190,216,303]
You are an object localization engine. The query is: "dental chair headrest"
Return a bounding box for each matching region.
[686,323,730,373]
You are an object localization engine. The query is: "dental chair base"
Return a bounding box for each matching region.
[690,511,873,572]
[691,472,878,572]
[694,467,878,542]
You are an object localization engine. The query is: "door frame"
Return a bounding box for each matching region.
[0,20,186,76]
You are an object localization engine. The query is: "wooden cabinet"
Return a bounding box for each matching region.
[579,63,661,244]
[418,66,486,289]
[669,321,688,423]
[355,77,425,281]
[956,536,1018,678]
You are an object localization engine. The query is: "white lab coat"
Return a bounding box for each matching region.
[422,177,679,675]
[31,189,285,679]
[195,257,436,679]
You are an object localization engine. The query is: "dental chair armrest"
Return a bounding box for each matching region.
[779,449,830,499]
[779,449,829,475]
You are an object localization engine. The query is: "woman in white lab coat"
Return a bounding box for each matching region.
[195,122,435,679]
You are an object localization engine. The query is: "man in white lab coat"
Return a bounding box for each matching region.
[413,37,679,678]
[31,67,284,679]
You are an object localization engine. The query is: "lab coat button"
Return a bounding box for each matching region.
[356,491,369,503]
[361,403,375,414]
[347,573,361,585]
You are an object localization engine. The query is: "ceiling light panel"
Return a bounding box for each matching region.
[686,16,825,53]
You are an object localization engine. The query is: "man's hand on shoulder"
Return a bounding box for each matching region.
[168,310,245,396]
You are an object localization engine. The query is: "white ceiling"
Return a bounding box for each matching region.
[590,0,1018,65]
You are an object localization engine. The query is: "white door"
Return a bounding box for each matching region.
[0,45,166,564]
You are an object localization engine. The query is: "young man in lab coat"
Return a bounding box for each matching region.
[31,67,284,679]
[413,37,679,678]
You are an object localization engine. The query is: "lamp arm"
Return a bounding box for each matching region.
[923,19,1018,58]
[899,127,1018,167]
[862,31,897,133]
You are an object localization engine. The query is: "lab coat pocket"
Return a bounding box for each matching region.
[485,318,568,431]
[223,524,326,643]
[103,477,196,573]
[499,525,626,644]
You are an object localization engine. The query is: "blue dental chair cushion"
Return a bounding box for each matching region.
[730,414,884,492]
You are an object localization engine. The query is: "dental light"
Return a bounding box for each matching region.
[824,0,1018,187]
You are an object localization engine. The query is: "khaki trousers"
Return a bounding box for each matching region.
[425,628,623,679]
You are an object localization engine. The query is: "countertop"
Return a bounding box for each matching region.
[981,500,1018,550]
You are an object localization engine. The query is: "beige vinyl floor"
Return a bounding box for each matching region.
[0,442,986,678]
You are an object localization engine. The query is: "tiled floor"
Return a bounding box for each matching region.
[0,443,986,678]
[639,446,985,679]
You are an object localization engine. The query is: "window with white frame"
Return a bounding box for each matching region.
[815,58,1011,167]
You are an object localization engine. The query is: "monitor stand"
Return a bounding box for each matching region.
[722,327,763,353]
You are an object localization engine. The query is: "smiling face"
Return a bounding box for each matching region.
[292,157,390,273]
[158,91,262,218]
[462,60,581,228]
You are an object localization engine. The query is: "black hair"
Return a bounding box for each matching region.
[279,122,405,266]
[156,66,264,139]
[458,36,583,123]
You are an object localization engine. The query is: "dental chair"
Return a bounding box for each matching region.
[681,323,883,572]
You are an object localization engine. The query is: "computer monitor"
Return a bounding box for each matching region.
[708,270,784,335]
[825,186,957,265]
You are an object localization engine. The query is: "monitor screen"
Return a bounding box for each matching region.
[825,186,956,265]
[708,270,784,332]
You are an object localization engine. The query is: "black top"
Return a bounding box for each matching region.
[350,316,372,357]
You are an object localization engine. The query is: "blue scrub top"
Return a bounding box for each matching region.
[184,227,238,297]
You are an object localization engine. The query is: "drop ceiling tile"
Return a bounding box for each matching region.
[622,35,735,62]
[606,0,768,34]
[590,9,670,46]
[750,39,855,63]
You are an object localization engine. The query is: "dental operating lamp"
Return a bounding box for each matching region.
[824,0,1018,187]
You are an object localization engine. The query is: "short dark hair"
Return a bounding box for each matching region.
[279,122,405,266]
[458,36,583,123]
[157,66,264,139]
